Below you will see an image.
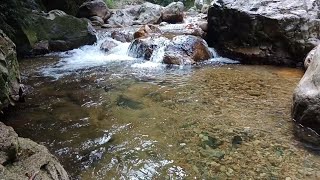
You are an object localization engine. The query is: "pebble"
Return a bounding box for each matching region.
[285,177,291,180]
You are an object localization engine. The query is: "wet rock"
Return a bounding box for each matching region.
[0,30,21,110]
[89,16,105,26]
[292,45,320,145]
[77,0,111,22]
[162,2,184,23]
[111,31,133,43]
[116,95,143,109]
[207,0,320,66]
[163,35,212,65]
[0,122,69,180]
[128,37,169,60]
[100,38,118,52]
[133,25,162,39]
[107,2,162,26]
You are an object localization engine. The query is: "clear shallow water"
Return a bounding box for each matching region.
[3,31,320,179]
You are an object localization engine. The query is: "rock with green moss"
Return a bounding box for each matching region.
[0,30,21,111]
[16,10,97,56]
[0,122,69,180]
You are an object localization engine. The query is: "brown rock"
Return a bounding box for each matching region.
[133,24,162,39]
[163,35,212,65]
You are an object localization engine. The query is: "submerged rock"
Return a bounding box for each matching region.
[207,0,320,66]
[77,0,111,22]
[0,30,22,110]
[0,122,69,180]
[162,2,184,23]
[107,2,162,26]
[18,10,97,55]
[292,45,320,145]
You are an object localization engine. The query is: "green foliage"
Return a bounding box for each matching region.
[104,0,115,9]
[105,0,115,8]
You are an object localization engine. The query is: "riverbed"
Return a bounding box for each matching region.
[3,29,320,179]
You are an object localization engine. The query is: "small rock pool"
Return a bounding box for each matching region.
[3,34,320,179]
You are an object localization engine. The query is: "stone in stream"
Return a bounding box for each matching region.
[111,31,133,43]
[133,24,162,39]
[207,0,320,66]
[89,16,105,26]
[100,38,119,52]
[0,30,22,110]
[161,2,184,24]
[0,122,69,180]
[292,44,320,145]
[107,2,162,26]
[128,34,212,65]
[77,0,111,22]
[163,35,212,65]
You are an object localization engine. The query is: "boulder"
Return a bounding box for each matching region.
[133,25,162,39]
[111,31,133,43]
[89,16,105,26]
[107,2,162,26]
[194,0,204,10]
[77,0,111,21]
[100,38,118,52]
[162,2,184,23]
[159,23,205,38]
[127,37,164,60]
[16,10,97,56]
[0,122,69,180]
[128,35,212,65]
[163,35,212,65]
[0,30,22,110]
[292,45,320,145]
[207,0,320,66]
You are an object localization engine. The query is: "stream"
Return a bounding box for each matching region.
[3,28,320,179]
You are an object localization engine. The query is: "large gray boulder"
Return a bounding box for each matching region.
[292,44,320,145]
[0,122,69,180]
[0,30,21,110]
[77,0,111,21]
[207,0,320,66]
[17,10,97,55]
[162,2,184,23]
[107,2,162,26]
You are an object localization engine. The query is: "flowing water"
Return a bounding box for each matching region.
[3,29,320,179]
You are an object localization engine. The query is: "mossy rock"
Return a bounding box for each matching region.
[0,30,21,110]
[16,10,97,55]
